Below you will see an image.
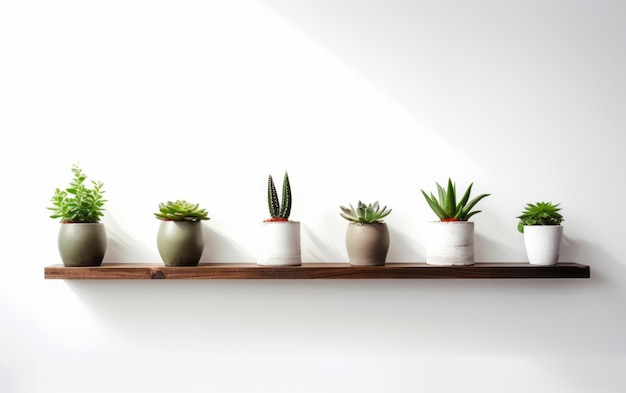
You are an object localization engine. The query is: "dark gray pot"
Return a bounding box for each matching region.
[156,221,204,266]
[345,223,390,266]
[57,223,107,267]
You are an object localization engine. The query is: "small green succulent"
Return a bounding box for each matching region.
[516,201,563,233]
[266,171,291,221]
[48,163,106,223]
[421,178,490,221]
[340,201,391,224]
[154,200,210,222]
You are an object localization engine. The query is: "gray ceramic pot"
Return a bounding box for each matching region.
[345,223,390,266]
[57,223,107,267]
[156,220,204,266]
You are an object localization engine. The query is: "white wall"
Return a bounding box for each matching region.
[2,1,625,391]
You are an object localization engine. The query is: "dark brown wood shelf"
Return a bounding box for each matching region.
[44,262,590,280]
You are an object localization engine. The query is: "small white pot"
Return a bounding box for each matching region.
[257,221,302,266]
[523,225,563,266]
[426,221,474,266]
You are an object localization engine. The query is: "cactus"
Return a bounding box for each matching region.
[266,172,291,221]
[340,201,391,224]
[154,200,210,222]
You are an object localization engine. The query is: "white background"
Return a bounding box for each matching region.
[1,1,625,392]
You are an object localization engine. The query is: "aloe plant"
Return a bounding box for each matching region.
[48,163,106,223]
[266,171,291,221]
[421,178,490,221]
[516,201,563,233]
[154,200,210,222]
[340,201,391,224]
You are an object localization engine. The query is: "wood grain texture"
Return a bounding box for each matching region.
[44,262,590,280]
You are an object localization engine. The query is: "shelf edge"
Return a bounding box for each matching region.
[44,262,590,280]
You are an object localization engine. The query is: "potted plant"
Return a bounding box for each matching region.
[516,201,564,266]
[154,200,210,266]
[48,163,107,267]
[339,201,392,266]
[257,171,301,266]
[421,178,490,265]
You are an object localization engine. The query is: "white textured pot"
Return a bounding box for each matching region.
[345,223,389,266]
[156,220,205,266]
[523,225,563,266]
[257,221,302,266]
[426,221,474,266]
[58,222,107,267]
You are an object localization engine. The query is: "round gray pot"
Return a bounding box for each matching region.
[345,223,390,266]
[58,223,107,267]
[157,221,205,266]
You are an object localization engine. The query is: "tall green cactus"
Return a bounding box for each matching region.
[267,171,291,221]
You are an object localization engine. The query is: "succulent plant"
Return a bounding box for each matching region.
[340,201,391,224]
[266,171,291,222]
[48,163,106,223]
[516,201,563,233]
[154,200,210,222]
[421,178,490,221]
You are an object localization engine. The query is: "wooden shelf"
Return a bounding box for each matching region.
[44,262,590,280]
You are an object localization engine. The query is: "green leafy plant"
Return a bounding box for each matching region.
[516,201,563,233]
[266,171,291,222]
[421,178,490,221]
[340,201,391,224]
[154,200,210,222]
[48,163,106,223]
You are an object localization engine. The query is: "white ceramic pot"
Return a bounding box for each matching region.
[58,222,107,267]
[426,221,474,266]
[523,225,563,266]
[257,221,302,266]
[345,223,389,266]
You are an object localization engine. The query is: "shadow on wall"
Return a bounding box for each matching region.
[565,238,626,291]
[302,225,426,263]
[63,269,619,358]
[386,227,423,262]
[297,225,575,264]
[104,216,157,263]
[384,228,522,263]
[475,231,521,262]
[200,226,254,263]
[301,225,343,262]
[104,219,254,264]
[104,213,604,269]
